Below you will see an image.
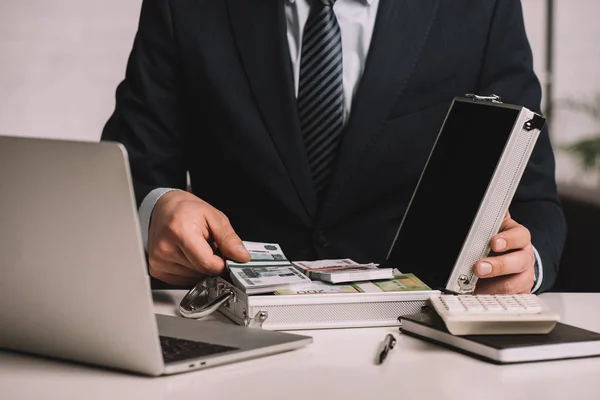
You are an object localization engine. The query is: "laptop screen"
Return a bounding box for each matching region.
[383,99,521,290]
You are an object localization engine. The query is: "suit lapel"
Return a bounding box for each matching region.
[227,0,317,221]
[321,0,440,223]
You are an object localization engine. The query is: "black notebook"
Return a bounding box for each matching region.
[400,311,600,364]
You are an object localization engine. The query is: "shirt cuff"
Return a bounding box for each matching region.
[531,245,544,293]
[138,188,181,251]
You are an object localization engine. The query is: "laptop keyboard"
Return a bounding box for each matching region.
[160,336,240,363]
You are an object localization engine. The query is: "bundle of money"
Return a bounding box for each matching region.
[227,241,310,294]
[274,272,431,296]
[353,273,431,293]
[274,281,360,295]
[292,259,394,284]
[227,241,431,296]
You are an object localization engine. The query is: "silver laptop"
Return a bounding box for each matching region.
[0,135,313,376]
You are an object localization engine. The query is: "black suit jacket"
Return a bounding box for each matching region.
[102,0,566,293]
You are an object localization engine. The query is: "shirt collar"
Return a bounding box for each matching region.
[286,0,374,5]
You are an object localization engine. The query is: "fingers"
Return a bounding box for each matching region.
[475,245,535,278]
[150,241,193,268]
[150,235,225,279]
[491,221,531,253]
[473,213,536,294]
[206,211,251,263]
[147,191,249,285]
[179,237,227,275]
[474,265,535,295]
[148,241,209,284]
[152,221,228,276]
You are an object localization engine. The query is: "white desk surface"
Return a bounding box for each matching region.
[2,292,600,400]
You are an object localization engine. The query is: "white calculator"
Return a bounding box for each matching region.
[429,294,560,335]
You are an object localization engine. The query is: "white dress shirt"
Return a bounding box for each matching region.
[285,0,379,121]
[137,0,543,293]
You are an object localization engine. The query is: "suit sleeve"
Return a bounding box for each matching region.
[101,0,187,207]
[475,0,567,293]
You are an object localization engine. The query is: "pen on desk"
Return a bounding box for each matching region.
[375,333,397,365]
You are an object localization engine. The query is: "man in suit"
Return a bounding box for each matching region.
[102,0,566,293]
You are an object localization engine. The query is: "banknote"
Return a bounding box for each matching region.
[274,281,359,295]
[293,258,376,272]
[292,259,392,284]
[229,265,310,294]
[227,241,289,267]
[369,273,431,292]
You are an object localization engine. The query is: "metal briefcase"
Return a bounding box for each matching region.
[179,277,439,330]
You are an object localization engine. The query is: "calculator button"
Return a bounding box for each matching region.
[463,303,485,313]
[436,294,546,314]
[497,296,522,310]
[440,297,466,312]
[429,294,559,335]
[482,302,504,312]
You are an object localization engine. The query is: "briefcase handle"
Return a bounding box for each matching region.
[179,277,235,319]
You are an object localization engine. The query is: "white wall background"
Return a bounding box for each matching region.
[1,0,599,186]
[0,0,142,141]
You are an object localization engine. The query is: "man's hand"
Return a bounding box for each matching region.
[147,191,251,286]
[474,211,536,294]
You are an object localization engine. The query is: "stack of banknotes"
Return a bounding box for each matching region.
[227,241,431,295]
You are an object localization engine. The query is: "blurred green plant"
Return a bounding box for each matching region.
[556,94,600,174]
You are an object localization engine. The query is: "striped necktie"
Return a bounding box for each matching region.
[297,0,344,199]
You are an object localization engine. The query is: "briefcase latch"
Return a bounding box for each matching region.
[179,277,236,319]
[465,93,503,103]
[244,310,269,329]
[457,274,477,294]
